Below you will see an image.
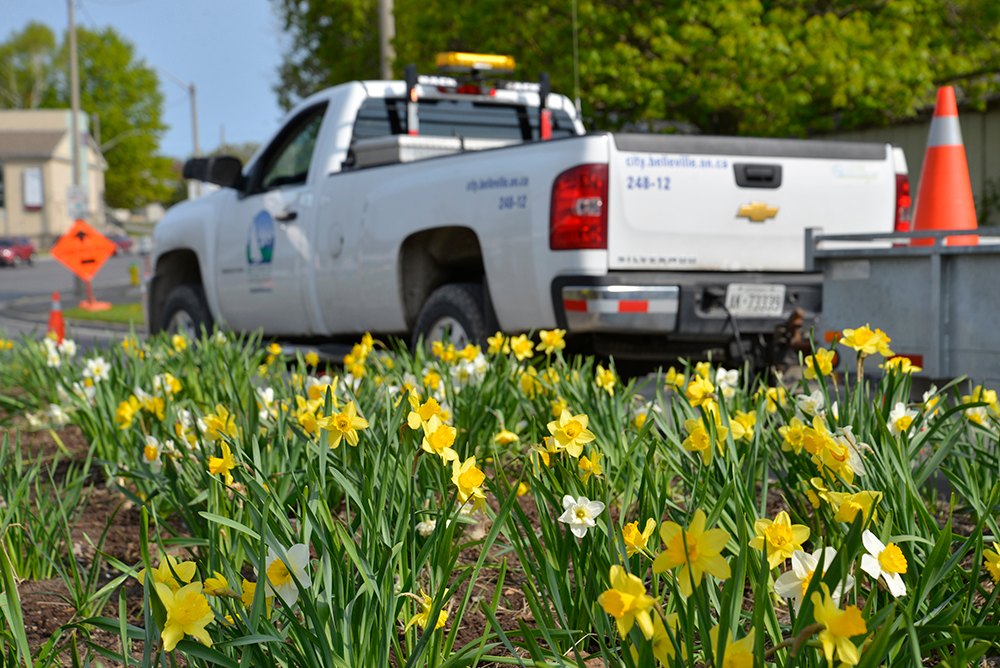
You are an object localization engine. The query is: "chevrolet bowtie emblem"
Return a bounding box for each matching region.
[737,202,779,223]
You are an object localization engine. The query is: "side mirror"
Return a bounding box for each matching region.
[183,155,244,189]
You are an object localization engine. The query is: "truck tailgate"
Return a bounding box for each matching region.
[607,134,895,272]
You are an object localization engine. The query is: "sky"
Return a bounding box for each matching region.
[1,0,288,159]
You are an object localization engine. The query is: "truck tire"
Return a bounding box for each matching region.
[412,283,488,350]
[160,284,214,337]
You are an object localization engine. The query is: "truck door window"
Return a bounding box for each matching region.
[256,103,328,192]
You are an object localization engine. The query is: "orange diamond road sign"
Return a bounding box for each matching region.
[51,220,117,282]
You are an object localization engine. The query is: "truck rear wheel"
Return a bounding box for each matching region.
[160,284,214,338]
[412,283,488,350]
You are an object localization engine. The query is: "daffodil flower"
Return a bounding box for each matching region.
[983,542,1000,584]
[622,519,656,557]
[547,410,596,458]
[420,415,458,462]
[749,511,810,569]
[860,530,907,597]
[318,401,369,448]
[652,509,731,597]
[597,565,655,640]
[155,582,214,651]
[812,582,867,666]
[887,402,918,436]
[259,543,312,607]
[773,547,854,611]
[558,495,605,538]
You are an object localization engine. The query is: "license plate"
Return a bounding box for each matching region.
[724,283,786,317]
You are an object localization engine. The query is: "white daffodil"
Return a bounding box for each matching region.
[46,349,61,368]
[833,426,869,478]
[773,547,855,611]
[416,519,437,537]
[557,495,605,539]
[260,543,311,607]
[143,435,163,474]
[83,356,111,383]
[715,367,739,399]
[860,530,907,598]
[57,338,77,358]
[71,381,96,404]
[887,402,918,436]
[46,403,70,426]
[256,386,277,421]
[796,389,825,418]
[212,331,227,345]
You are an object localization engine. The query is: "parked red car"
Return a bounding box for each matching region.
[107,234,134,255]
[0,237,35,266]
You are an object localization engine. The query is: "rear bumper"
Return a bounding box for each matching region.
[552,272,822,337]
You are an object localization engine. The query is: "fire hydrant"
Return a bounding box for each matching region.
[129,262,140,287]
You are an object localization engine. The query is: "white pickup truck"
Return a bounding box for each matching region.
[149,56,910,363]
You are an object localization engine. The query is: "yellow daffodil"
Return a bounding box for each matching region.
[519,366,544,398]
[652,509,731,597]
[494,429,519,445]
[423,370,442,391]
[536,328,566,355]
[304,351,320,366]
[532,437,560,470]
[755,386,787,413]
[203,404,237,442]
[137,553,197,592]
[550,396,568,418]
[682,416,728,466]
[578,451,603,482]
[665,366,685,391]
[779,416,806,454]
[622,519,656,557]
[749,511,810,569]
[203,572,236,597]
[486,331,508,355]
[839,324,893,358]
[407,393,442,430]
[685,375,715,408]
[595,364,616,396]
[881,355,921,374]
[710,624,755,668]
[730,410,756,442]
[508,333,534,361]
[547,409,596,458]
[115,396,141,430]
[983,542,1000,583]
[812,582,867,666]
[405,589,448,631]
[240,578,273,617]
[318,401,369,448]
[826,490,882,524]
[155,582,213,651]
[451,456,487,510]
[516,481,530,496]
[420,415,458,462]
[804,348,835,380]
[207,442,237,485]
[171,334,188,353]
[598,565,655,640]
[695,361,712,378]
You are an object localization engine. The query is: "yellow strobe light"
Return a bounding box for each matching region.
[435,52,516,74]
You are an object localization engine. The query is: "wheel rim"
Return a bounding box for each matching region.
[426,316,470,349]
[167,310,198,338]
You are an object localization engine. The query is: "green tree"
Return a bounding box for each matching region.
[0,21,56,109]
[272,0,1000,136]
[0,23,173,209]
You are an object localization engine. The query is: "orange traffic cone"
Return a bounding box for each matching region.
[47,291,65,343]
[912,86,978,246]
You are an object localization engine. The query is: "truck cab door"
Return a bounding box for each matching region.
[215,103,328,334]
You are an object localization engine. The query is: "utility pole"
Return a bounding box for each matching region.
[378,0,395,80]
[68,0,85,297]
[161,69,201,197]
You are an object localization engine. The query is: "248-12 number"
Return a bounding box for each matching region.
[499,195,528,210]
[626,175,671,191]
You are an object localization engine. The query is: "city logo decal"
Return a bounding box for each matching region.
[247,209,275,264]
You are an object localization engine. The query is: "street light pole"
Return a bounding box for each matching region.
[160,69,201,197]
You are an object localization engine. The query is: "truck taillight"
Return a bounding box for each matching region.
[550,164,608,250]
[895,173,912,233]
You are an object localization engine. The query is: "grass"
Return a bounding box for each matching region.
[63,302,143,326]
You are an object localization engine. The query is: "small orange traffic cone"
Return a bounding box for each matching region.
[48,291,65,343]
[912,86,978,246]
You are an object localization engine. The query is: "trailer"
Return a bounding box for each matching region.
[805,228,1000,386]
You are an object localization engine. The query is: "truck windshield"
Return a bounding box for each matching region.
[352,97,577,142]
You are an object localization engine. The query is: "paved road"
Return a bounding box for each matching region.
[0,254,143,344]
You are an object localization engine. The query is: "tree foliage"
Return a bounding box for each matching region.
[273,0,1000,136]
[0,23,174,209]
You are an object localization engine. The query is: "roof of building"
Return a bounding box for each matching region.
[0,130,66,159]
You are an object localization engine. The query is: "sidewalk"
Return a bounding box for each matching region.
[2,283,143,333]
